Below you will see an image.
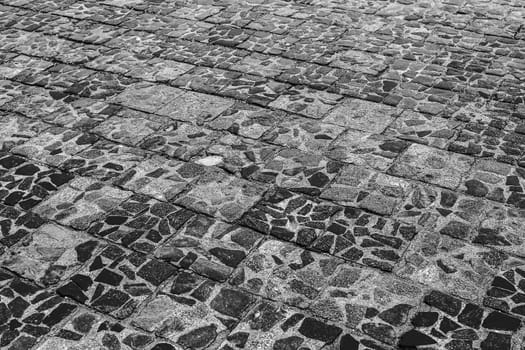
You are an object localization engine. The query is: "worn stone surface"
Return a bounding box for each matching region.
[2,1,525,349]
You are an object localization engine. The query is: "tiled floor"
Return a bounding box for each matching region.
[0,0,525,349]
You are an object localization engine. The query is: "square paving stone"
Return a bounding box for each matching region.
[218,74,290,106]
[309,265,424,346]
[175,167,268,222]
[0,54,53,79]
[109,82,184,113]
[237,31,296,55]
[67,71,138,99]
[92,108,172,146]
[11,127,99,167]
[398,291,524,350]
[459,159,525,207]
[60,140,149,181]
[0,113,50,151]
[262,115,345,154]
[327,130,408,171]
[172,67,238,94]
[114,155,204,202]
[56,244,177,319]
[312,207,418,272]
[127,57,194,82]
[33,177,132,230]
[0,270,78,350]
[0,154,74,210]
[324,98,401,133]
[194,133,281,177]
[35,308,179,350]
[395,182,489,240]
[17,64,95,92]
[395,230,524,302]
[278,62,341,90]
[0,223,101,286]
[218,300,343,349]
[475,205,525,258]
[2,86,71,119]
[385,110,461,150]
[268,86,343,119]
[105,30,166,56]
[250,148,344,197]
[483,266,525,320]
[234,53,296,78]
[388,143,475,189]
[320,164,411,215]
[88,193,194,254]
[230,238,342,308]
[155,214,263,282]
[157,90,235,123]
[242,187,341,246]
[131,271,256,348]
[206,101,286,140]
[247,14,303,34]
[139,123,221,161]
[0,203,45,249]
[325,330,396,350]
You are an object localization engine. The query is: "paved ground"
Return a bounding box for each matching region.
[0,0,524,349]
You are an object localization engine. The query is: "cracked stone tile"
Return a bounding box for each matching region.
[0,54,53,79]
[459,160,525,208]
[0,270,77,350]
[195,133,281,177]
[175,167,268,222]
[206,4,266,27]
[60,140,149,181]
[278,62,340,89]
[203,24,253,46]
[126,58,194,82]
[396,229,524,302]
[398,290,524,349]
[0,203,45,250]
[241,187,340,246]
[475,205,525,258]
[139,123,220,161]
[237,31,296,55]
[207,101,285,139]
[11,127,99,167]
[396,182,489,240]
[105,30,166,56]
[114,155,204,202]
[0,113,50,151]
[0,223,101,286]
[53,3,136,25]
[170,4,222,20]
[67,71,138,99]
[309,265,424,346]
[230,239,342,308]
[233,53,296,78]
[46,19,128,45]
[2,86,72,119]
[262,115,345,154]
[131,271,255,348]
[268,86,343,119]
[155,214,263,282]
[162,39,248,70]
[246,14,303,34]
[330,50,391,76]
[321,164,411,215]
[388,143,475,189]
[56,244,176,319]
[327,130,408,171]
[324,98,401,134]
[84,48,150,75]
[88,193,194,254]
[250,148,344,197]
[55,42,108,65]
[122,12,185,32]
[172,66,238,94]
[283,40,339,65]
[92,108,172,146]
[109,82,184,113]
[33,177,132,230]
[385,110,461,149]
[483,265,525,320]
[219,300,343,349]
[219,74,289,106]
[35,308,181,350]
[0,154,74,210]
[16,64,95,91]
[312,207,417,272]
[157,90,235,124]
[0,79,28,106]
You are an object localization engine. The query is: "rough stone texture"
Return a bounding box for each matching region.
[2,1,525,349]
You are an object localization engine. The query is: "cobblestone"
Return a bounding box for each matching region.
[1,1,525,348]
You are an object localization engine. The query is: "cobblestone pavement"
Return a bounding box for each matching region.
[0,0,525,349]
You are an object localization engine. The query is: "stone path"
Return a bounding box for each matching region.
[0,0,524,349]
